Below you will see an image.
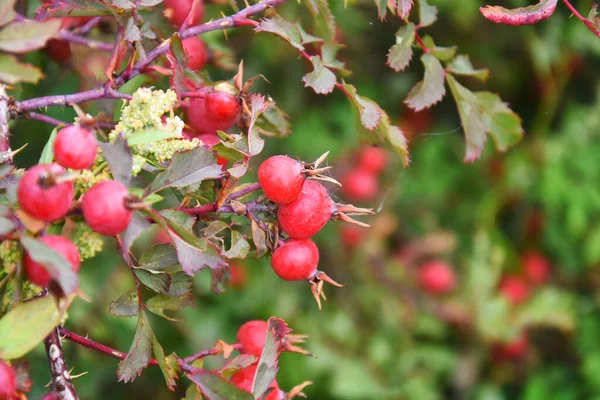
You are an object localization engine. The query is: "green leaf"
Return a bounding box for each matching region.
[39,126,60,164]
[0,0,16,27]
[404,53,446,112]
[145,147,224,195]
[124,17,141,42]
[447,55,490,82]
[0,296,60,359]
[223,231,250,260]
[421,35,456,62]
[98,134,133,186]
[135,268,172,294]
[221,354,259,373]
[247,94,269,157]
[302,56,337,95]
[152,336,180,391]
[252,318,288,398]
[321,43,349,74]
[122,212,152,251]
[140,244,179,271]
[296,24,323,45]
[255,102,291,138]
[168,32,187,95]
[109,289,140,317]
[418,0,438,27]
[304,0,336,41]
[386,23,415,72]
[447,75,523,163]
[164,272,193,298]
[126,130,180,146]
[187,370,254,400]
[480,0,558,26]
[517,288,575,332]
[255,16,304,51]
[342,83,383,131]
[0,53,44,84]
[146,294,195,320]
[397,0,414,19]
[0,20,61,53]
[0,216,15,235]
[19,236,79,295]
[117,311,153,382]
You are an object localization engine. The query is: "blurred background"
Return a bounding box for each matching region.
[7,0,600,398]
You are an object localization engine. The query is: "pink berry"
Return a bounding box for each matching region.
[522,251,550,285]
[341,167,379,202]
[418,260,456,295]
[82,180,133,236]
[259,155,305,204]
[17,163,74,222]
[181,36,208,71]
[186,88,241,135]
[237,320,268,357]
[54,125,98,170]
[0,361,16,400]
[358,146,387,174]
[271,238,319,281]
[499,276,529,305]
[230,364,279,400]
[164,0,204,27]
[277,180,335,239]
[24,235,80,287]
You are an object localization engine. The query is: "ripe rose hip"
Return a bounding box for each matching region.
[271,238,319,281]
[24,235,80,287]
[358,146,387,174]
[18,163,74,222]
[499,276,529,305]
[0,361,16,400]
[522,251,550,285]
[46,39,72,64]
[278,180,335,239]
[164,0,204,27]
[237,320,268,357]
[54,125,98,170]
[186,87,241,135]
[259,155,305,204]
[418,260,456,295]
[205,90,242,122]
[82,180,133,236]
[181,36,208,71]
[228,261,247,289]
[230,364,280,400]
[341,168,379,202]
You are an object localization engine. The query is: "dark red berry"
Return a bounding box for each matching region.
[237,320,268,357]
[181,36,208,71]
[492,334,528,361]
[259,155,305,204]
[271,238,319,281]
[341,167,379,202]
[418,260,456,295]
[164,0,204,27]
[0,361,16,400]
[522,251,550,285]
[24,235,80,287]
[205,90,242,122]
[46,39,72,63]
[82,180,133,236]
[230,364,279,400]
[358,146,387,174]
[499,276,529,305]
[17,163,74,222]
[187,95,240,136]
[54,125,98,170]
[277,180,335,239]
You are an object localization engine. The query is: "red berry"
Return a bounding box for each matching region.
[522,251,550,285]
[186,89,241,135]
[46,39,72,63]
[341,167,379,202]
[53,125,98,170]
[230,364,280,400]
[82,180,133,236]
[278,180,334,239]
[492,334,528,361]
[0,361,16,400]
[237,320,268,357]
[258,156,305,204]
[418,260,456,295]
[24,235,80,287]
[181,36,208,71]
[357,146,387,174]
[205,90,242,122]
[228,261,247,289]
[271,238,319,281]
[18,163,74,222]
[340,224,365,248]
[164,0,204,27]
[499,276,529,305]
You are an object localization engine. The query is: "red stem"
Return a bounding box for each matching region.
[562,0,600,38]
[414,31,430,53]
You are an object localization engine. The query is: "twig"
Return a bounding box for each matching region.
[29,112,66,126]
[56,30,113,52]
[74,16,103,35]
[44,328,78,400]
[562,0,600,38]
[0,86,11,163]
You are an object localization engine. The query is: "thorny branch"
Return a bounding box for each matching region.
[44,328,78,400]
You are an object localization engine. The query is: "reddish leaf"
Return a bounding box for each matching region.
[397,0,414,19]
[117,311,153,383]
[480,0,558,25]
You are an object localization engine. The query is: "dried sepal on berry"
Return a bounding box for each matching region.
[285,381,314,399]
[309,272,345,311]
[333,204,376,228]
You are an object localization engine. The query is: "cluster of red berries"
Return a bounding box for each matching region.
[164,0,209,71]
[341,146,387,202]
[258,154,364,308]
[17,125,137,287]
[0,361,17,400]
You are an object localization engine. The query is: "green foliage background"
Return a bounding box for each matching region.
[7,0,600,398]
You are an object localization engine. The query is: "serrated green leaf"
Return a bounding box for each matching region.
[517,288,575,332]
[418,0,438,27]
[387,23,415,72]
[398,0,414,19]
[140,244,179,270]
[296,24,323,45]
[304,0,336,41]
[135,268,172,294]
[421,35,456,62]
[152,335,180,391]
[39,126,60,164]
[124,17,141,42]
[109,289,140,317]
[302,56,336,95]
[256,102,291,138]
[0,53,44,84]
[117,311,153,382]
[252,318,287,398]
[223,231,250,260]
[255,16,304,51]
[475,91,524,151]
[187,370,254,400]
[321,43,348,73]
[0,20,61,53]
[404,53,446,111]
[146,294,195,320]
[447,55,490,82]
[0,296,60,359]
